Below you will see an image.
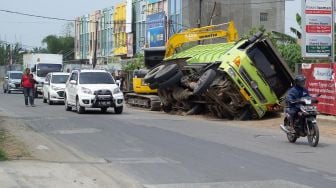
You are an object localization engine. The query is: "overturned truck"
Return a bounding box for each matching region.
[144,32,294,120]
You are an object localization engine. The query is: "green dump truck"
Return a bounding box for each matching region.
[144,32,294,120]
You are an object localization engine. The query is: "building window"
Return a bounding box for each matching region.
[260,12,268,22]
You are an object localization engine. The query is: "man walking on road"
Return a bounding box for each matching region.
[21,68,35,107]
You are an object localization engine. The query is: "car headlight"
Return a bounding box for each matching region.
[113,88,121,94]
[51,85,63,91]
[227,67,236,77]
[81,87,92,94]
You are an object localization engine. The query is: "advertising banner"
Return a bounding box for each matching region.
[127,33,133,57]
[301,63,336,115]
[126,0,133,33]
[301,0,333,58]
[146,12,166,47]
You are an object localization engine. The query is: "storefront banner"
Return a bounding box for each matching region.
[146,12,166,47]
[301,63,336,115]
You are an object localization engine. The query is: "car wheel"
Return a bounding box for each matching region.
[64,95,72,111]
[34,89,38,98]
[154,64,179,82]
[144,65,165,84]
[101,107,108,113]
[114,106,123,114]
[48,94,53,105]
[43,96,47,103]
[76,98,85,114]
[193,69,217,95]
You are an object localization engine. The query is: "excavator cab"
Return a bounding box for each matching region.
[132,69,157,94]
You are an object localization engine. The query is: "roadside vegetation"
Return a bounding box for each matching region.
[0,128,8,160]
[0,127,30,160]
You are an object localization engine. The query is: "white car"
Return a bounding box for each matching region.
[43,72,69,105]
[64,69,124,114]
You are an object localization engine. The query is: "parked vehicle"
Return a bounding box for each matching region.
[23,53,63,97]
[42,72,70,105]
[3,71,23,93]
[64,69,124,114]
[280,96,319,147]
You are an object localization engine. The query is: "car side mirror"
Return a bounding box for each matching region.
[5,76,8,80]
[70,80,77,85]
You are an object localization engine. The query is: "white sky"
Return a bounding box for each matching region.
[285,0,302,36]
[0,0,119,48]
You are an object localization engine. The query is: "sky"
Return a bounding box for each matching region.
[285,0,301,37]
[0,0,119,48]
[0,0,302,49]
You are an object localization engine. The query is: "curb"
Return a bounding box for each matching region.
[317,114,336,122]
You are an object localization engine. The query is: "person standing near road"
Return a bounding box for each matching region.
[20,68,35,107]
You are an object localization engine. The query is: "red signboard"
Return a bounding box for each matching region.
[301,63,336,115]
[306,25,332,33]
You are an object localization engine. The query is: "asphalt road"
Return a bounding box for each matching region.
[1,92,336,188]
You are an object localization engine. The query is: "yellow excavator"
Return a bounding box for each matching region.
[124,21,238,110]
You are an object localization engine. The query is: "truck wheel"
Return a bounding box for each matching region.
[193,69,216,95]
[144,65,165,84]
[154,64,179,82]
[149,82,159,89]
[158,71,183,89]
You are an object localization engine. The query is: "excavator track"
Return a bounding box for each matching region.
[125,93,161,111]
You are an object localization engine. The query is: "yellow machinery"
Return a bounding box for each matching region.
[125,21,238,110]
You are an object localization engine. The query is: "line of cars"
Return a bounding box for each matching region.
[3,69,124,114]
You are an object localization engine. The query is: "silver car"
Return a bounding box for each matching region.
[3,71,23,93]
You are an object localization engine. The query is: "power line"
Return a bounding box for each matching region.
[0,9,75,22]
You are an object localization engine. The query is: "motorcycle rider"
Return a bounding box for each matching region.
[286,75,310,133]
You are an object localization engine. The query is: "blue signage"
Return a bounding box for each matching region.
[148,0,161,4]
[146,12,166,47]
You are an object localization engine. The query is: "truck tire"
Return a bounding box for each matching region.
[154,64,179,82]
[193,69,216,95]
[158,71,183,89]
[144,65,165,84]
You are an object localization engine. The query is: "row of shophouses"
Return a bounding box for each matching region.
[74,0,285,65]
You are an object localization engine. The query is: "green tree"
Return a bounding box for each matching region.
[42,35,74,61]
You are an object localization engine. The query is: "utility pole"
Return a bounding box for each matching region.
[198,0,202,44]
[93,21,98,69]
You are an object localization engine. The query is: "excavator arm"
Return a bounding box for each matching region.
[164,21,238,58]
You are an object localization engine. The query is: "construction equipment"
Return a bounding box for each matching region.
[125,21,239,110]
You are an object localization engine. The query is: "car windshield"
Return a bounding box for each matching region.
[79,72,115,84]
[10,73,22,79]
[51,75,69,84]
[37,64,62,77]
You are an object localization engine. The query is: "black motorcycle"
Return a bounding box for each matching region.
[280,96,319,147]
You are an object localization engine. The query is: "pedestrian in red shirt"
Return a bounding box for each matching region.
[21,68,35,107]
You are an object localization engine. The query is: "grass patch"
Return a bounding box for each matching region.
[0,127,30,160]
[0,128,8,160]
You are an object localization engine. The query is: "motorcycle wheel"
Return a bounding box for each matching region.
[285,118,297,143]
[287,133,297,143]
[307,123,319,147]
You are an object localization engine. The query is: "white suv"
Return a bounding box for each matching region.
[64,69,124,114]
[43,72,69,105]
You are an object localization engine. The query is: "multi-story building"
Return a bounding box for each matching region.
[145,0,168,48]
[114,3,127,56]
[75,0,285,64]
[168,0,285,37]
[133,0,147,53]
